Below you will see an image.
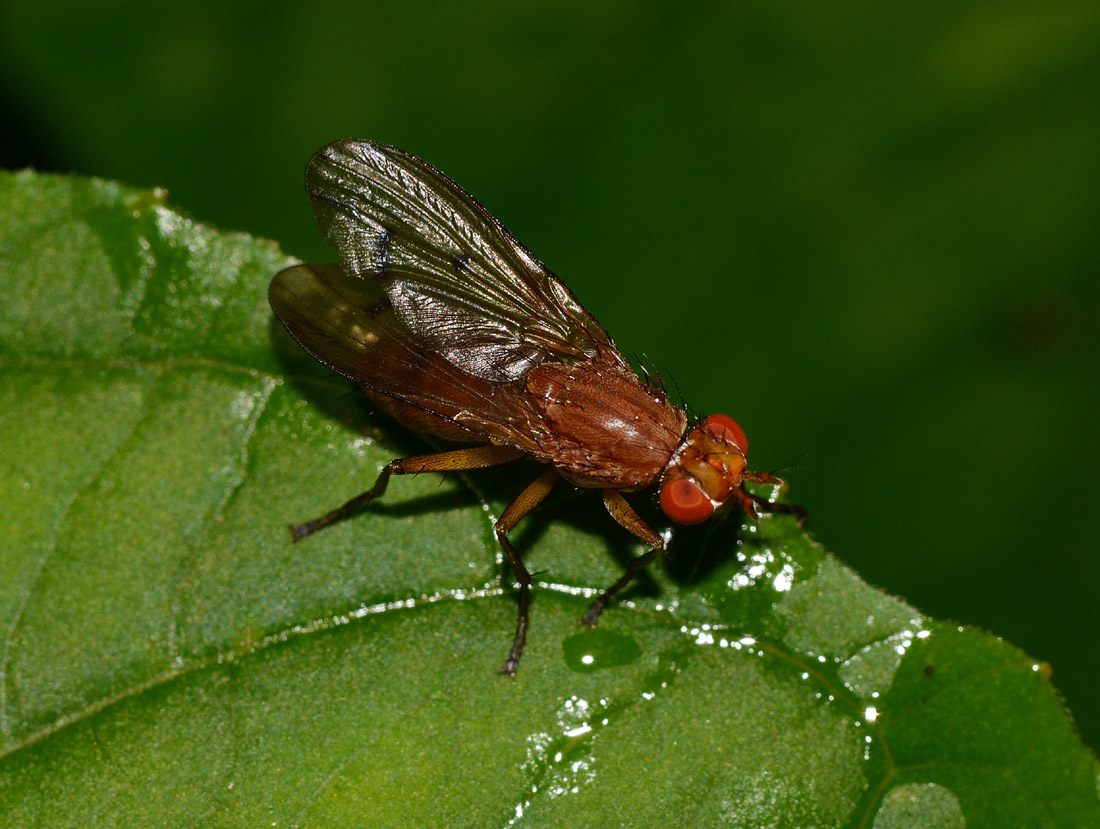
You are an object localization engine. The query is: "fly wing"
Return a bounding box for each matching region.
[269,263,539,447]
[305,140,622,382]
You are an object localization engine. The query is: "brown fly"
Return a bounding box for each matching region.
[269,140,800,675]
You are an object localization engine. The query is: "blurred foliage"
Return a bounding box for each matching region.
[1,0,1098,758]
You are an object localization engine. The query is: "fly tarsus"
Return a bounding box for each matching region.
[289,444,526,541]
[289,463,396,539]
[494,468,558,676]
[743,490,807,527]
[582,545,664,628]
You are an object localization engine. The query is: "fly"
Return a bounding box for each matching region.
[269,140,801,675]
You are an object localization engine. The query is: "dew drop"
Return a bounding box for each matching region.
[562,628,642,673]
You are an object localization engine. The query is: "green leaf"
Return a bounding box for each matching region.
[1,170,1097,827]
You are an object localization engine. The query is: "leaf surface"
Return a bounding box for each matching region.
[1,171,1096,827]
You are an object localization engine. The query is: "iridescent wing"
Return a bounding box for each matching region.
[269,263,540,448]
[303,139,621,382]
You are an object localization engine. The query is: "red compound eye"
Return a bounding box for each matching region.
[705,413,748,455]
[660,477,715,524]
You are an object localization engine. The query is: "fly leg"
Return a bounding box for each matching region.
[581,490,665,628]
[495,467,559,677]
[740,472,807,527]
[289,445,527,539]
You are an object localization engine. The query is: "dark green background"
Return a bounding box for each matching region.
[3,0,1097,755]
